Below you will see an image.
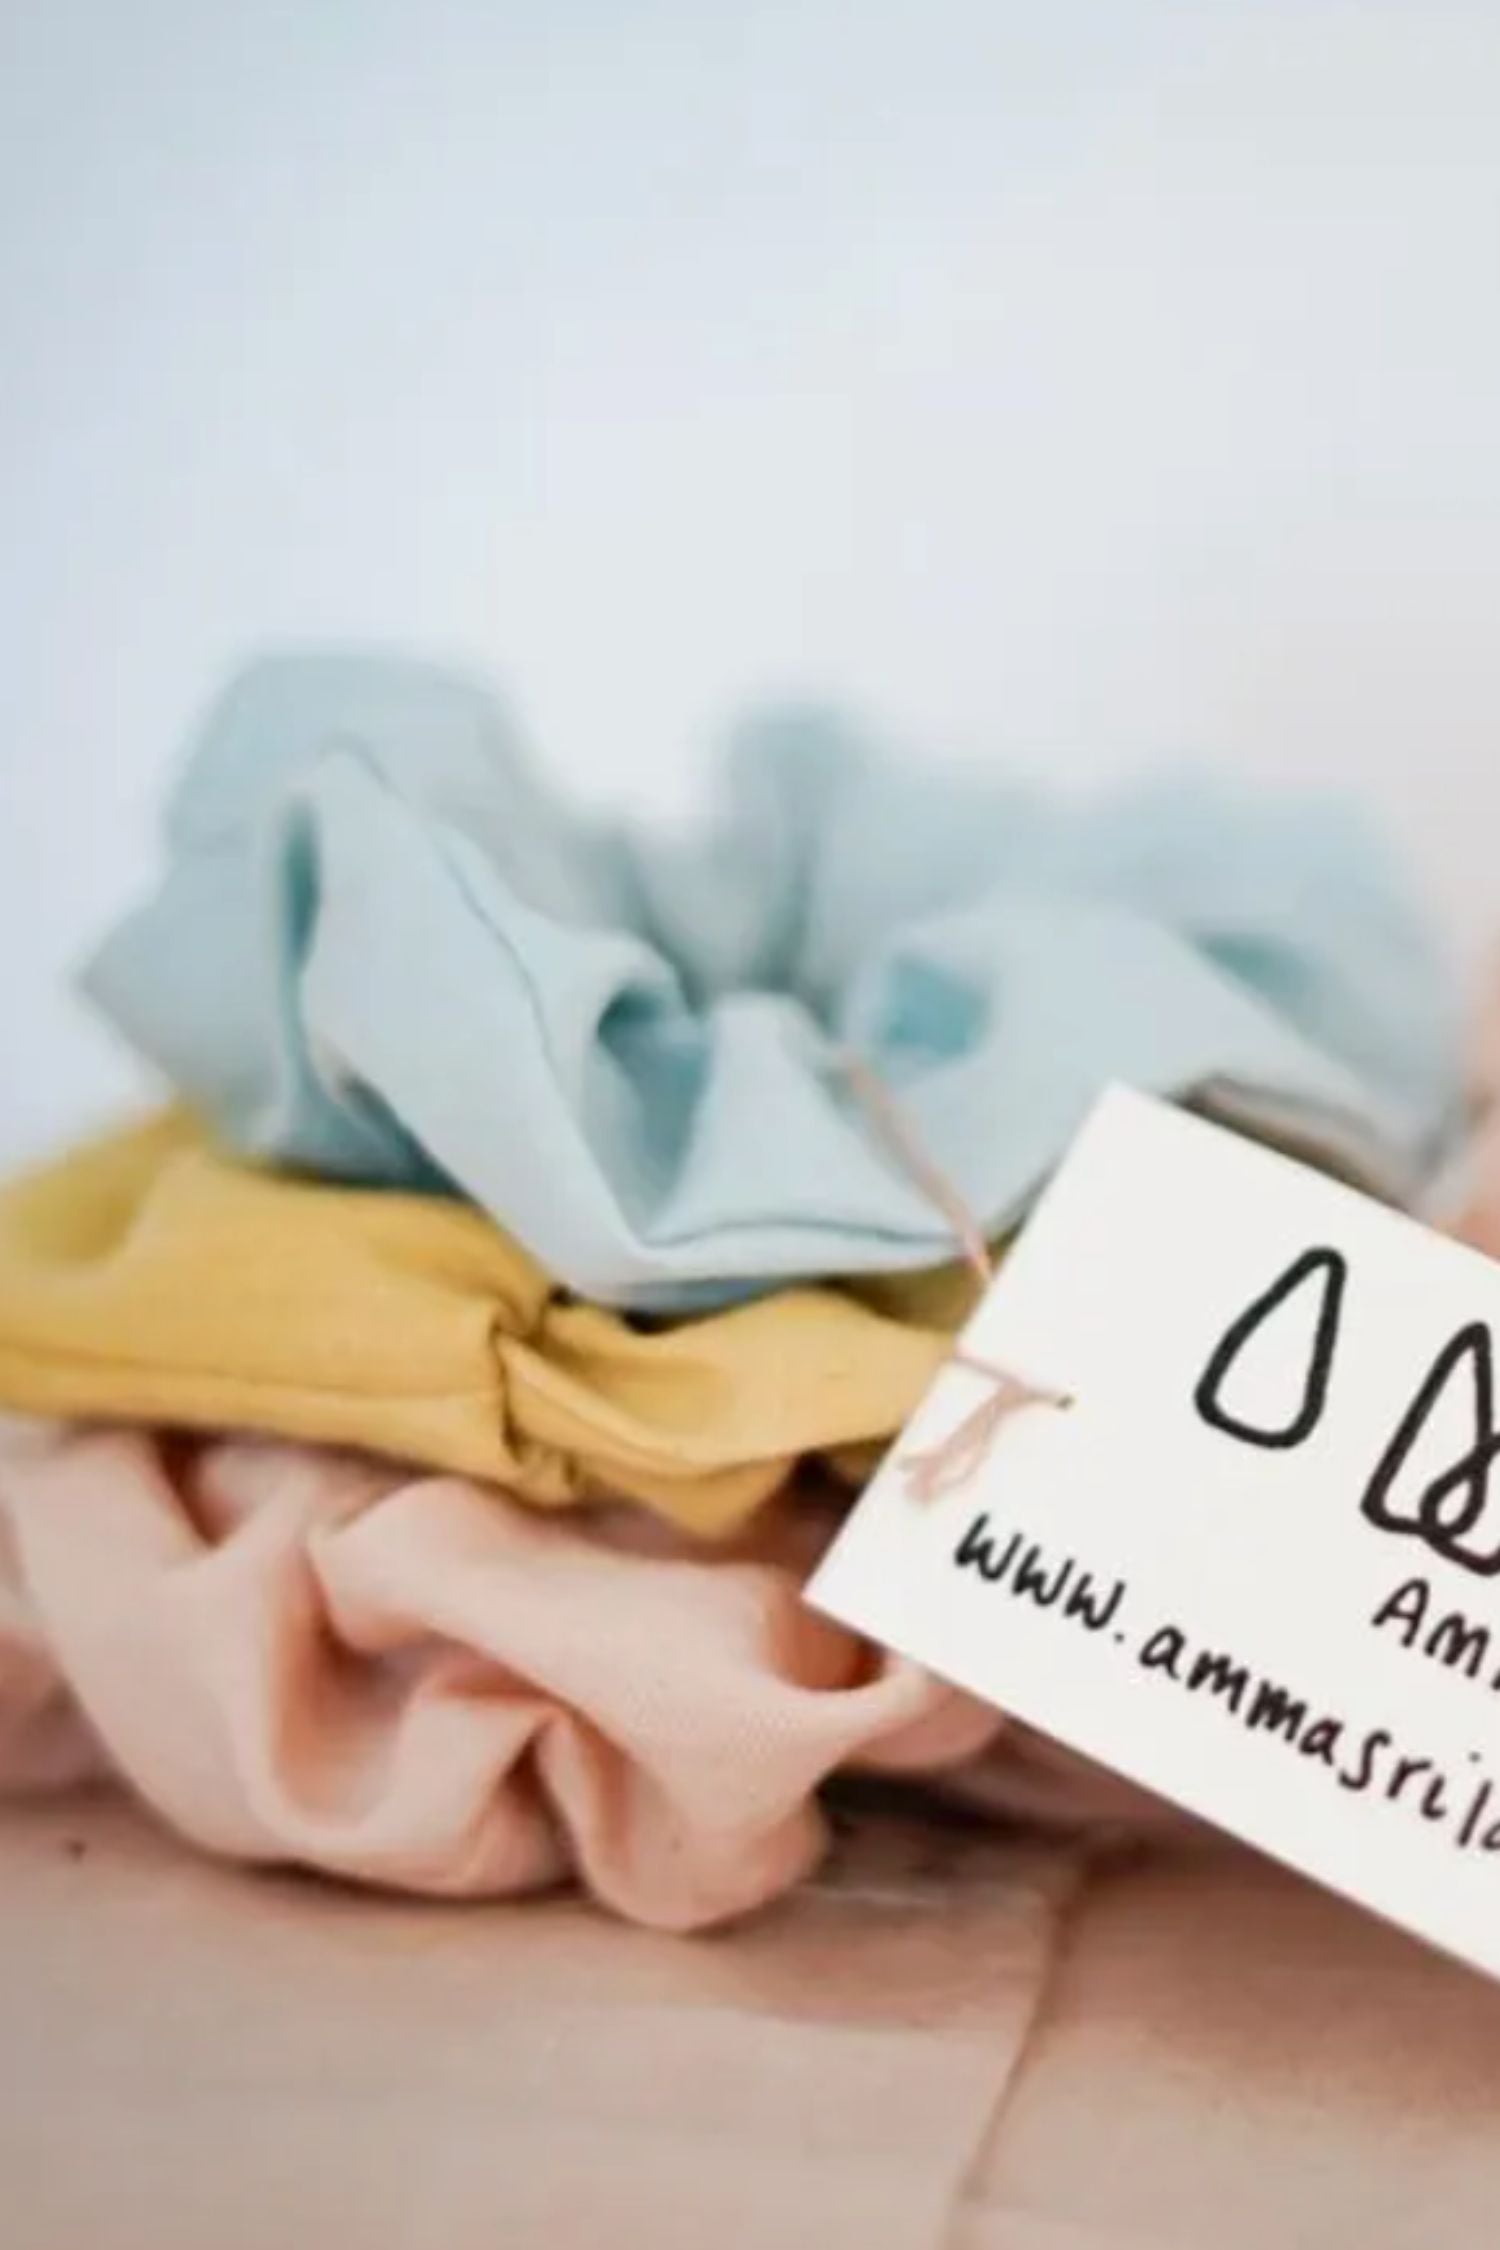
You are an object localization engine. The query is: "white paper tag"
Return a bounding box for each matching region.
[808,1084,1500,1982]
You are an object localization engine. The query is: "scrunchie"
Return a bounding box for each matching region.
[0,1425,1005,1929]
[0,1114,973,1535]
[82,652,1459,1309]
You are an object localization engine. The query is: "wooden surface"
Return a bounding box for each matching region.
[5,1796,1500,2249]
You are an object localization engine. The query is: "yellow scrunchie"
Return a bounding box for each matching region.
[0,1115,984,1536]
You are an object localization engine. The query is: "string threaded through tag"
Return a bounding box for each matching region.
[833,1047,1072,1497]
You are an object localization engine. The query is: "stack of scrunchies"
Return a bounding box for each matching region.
[0,652,1468,1927]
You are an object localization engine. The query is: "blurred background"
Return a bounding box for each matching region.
[2,0,1497,1168]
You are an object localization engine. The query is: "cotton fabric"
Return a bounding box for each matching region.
[0,1424,1003,1928]
[84,651,1459,1308]
[0,1113,972,1534]
[0,1501,104,1797]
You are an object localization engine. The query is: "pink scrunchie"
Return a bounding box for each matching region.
[0,1426,1010,1929]
[0,1505,105,1795]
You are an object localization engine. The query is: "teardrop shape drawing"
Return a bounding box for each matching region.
[1193,1245,1346,1451]
[1361,1321,1500,1576]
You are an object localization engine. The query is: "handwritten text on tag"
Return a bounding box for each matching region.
[808,1087,1500,1983]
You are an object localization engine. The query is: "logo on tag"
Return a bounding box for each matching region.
[1192,1245,1346,1449]
[1362,1325,1500,1575]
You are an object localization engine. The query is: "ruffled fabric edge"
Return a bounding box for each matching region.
[0,1425,1001,1927]
[0,1422,1184,1928]
[0,1111,973,1535]
[83,654,1460,1308]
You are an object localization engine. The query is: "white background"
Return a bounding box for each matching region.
[2,1,1498,1168]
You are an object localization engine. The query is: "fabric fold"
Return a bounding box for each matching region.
[0,1425,1003,1929]
[0,1507,105,1797]
[82,651,1459,1308]
[0,1113,973,1533]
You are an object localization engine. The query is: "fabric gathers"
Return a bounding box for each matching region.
[82,651,1460,1310]
[0,648,1468,1931]
[0,1112,973,1536]
[0,1424,1010,1929]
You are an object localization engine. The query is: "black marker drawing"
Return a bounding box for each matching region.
[1361,1322,1500,1577]
[1193,1246,1346,1450]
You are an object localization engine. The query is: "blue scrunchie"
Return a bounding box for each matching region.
[83,651,1460,1309]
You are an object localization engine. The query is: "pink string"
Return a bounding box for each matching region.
[834,1048,995,1289]
[900,1352,1072,1502]
[833,1047,1072,1499]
